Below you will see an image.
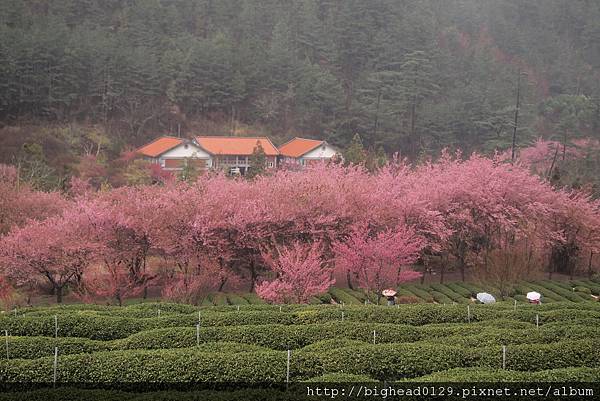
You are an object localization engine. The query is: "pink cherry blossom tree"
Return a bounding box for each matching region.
[0,212,95,303]
[0,164,68,236]
[333,223,424,302]
[74,186,163,305]
[256,241,334,303]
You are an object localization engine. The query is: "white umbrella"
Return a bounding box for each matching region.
[526,291,541,301]
[476,292,496,304]
[382,289,397,297]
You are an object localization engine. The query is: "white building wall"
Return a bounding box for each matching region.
[158,143,213,168]
[302,143,338,160]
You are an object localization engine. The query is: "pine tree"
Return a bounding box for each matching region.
[247,141,266,178]
[343,133,367,166]
[178,158,199,183]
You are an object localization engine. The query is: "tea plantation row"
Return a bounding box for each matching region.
[195,279,600,306]
[0,302,598,384]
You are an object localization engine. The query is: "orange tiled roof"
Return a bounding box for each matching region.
[195,136,279,156]
[136,136,183,157]
[278,138,324,158]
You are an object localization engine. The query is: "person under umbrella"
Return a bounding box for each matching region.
[476,292,496,304]
[526,291,542,304]
[382,289,397,306]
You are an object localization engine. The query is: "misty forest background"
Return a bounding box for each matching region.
[0,0,600,191]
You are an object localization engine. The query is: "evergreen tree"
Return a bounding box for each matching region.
[247,141,266,178]
[178,158,199,183]
[343,133,367,166]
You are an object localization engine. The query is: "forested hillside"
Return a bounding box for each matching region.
[0,0,599,186]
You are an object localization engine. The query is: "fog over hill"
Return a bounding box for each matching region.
[0,0,599,189]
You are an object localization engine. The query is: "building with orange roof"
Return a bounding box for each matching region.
[137,135,280,175]
[278,137,340,166]
[195,136,279,174]
[137,135,340,175]
[136,136,212,171]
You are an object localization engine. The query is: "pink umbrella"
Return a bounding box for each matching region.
[382,289,397,297]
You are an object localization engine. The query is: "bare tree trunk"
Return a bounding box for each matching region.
[249,260,257,292]
[373,89,381,138]
[218,277,228,292]
[56,286,63,303]
[511,69,521,162]
[346,269,354,290]
[410,100,417,155]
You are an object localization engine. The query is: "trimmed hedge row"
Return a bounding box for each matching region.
[0,389,293,401]
[529,281,583,302]
[2,337,271,359]
[303,372,377,382]
[240,293,268,304]
[430,284,470,304]
[415,367,600,382]
[301,339,600,380]
[12,300,600,319]
[538,281,592,302]
[15,302,200,318]
[430,291,454,304]
[1,339,597,382]
[328,288,361,305]
[571,280,600,296]
[2,304,599,340]
[444,283,473,298]
[0,349,297,382]
[5,321,597,359]
[225,294,249,305]
[423,325,599,347]
[402,285,434,302]
[518,283,563,302]
[453,282,484,297]
[0,311,298,339]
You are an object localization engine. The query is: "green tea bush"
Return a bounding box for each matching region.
[343,289,369,303]
[225,294,249,305]
[453,282,484,297]
[522,282,565,302]
[303,373,377,382]
[430,291,454,304]
[397,296,421,304]
[240,293,267,305]
[570,280,600,295]
[1,339,597,382]
[2,303,598,342]
[3,336,109,359]
[403,285,433,302]
[8,320,593,359]
[207,293,229,306]
[441,283,473,300]
[573,286,592,294]
[328,288,361,305]
[300,339,369,352]
[537,281,589,302]
[0,349,301,382]
[415,367,600,382]
[114,322,421,351]
[502,340,600,371]
[307,343,477,379]
[430,284,469,303]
